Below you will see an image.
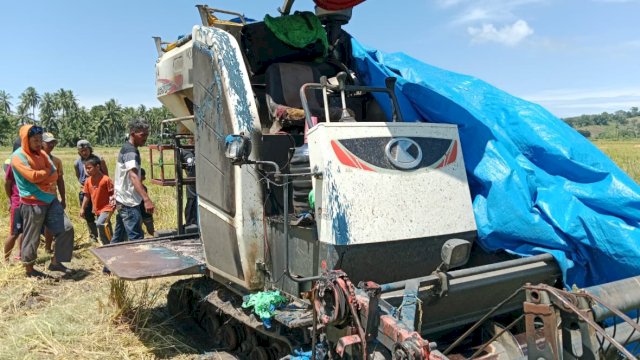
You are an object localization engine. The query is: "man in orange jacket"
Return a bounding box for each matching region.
[10,125,75,278]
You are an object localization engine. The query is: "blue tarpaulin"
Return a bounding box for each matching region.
[350,39,640,288]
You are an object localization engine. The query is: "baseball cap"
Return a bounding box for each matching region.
[43,132,57,143]
[27,126,44,137]
[77,139,91,149]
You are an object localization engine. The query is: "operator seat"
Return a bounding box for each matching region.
[265,62,348,133]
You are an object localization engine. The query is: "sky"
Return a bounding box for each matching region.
[1,0,639,118]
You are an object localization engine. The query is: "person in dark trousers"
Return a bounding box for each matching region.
[42,132,66,253]
[111,118,154,243]
[11,125,75,278]
[181,147,198,226]
[80,155,115,245]
[139,168,155,236]
[81,155,115,274]
[74,140,108,242]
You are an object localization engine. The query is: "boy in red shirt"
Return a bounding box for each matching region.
[80,155,114,245]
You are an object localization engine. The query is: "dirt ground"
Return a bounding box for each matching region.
[0,146,209,359]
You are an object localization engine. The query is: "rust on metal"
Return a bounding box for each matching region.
[523,302,554,315]
[91,238,205,280]
[148,144,196,186]
[524,301,561,359]
[379,315,425,346]
[335,334,362,357]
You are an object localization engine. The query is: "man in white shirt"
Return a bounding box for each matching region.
[111,118,155,243]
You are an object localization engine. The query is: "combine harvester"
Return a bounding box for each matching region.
[93,1,640,358]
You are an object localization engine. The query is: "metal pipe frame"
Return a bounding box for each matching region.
[196,5,248,25]
[247,158,319,284]
[380,253,556,293]
[600,321,640,349]
[160,115,195,138]
[299,78,404,130]
[586,275,640,321]
[278,0,295,15]
[174,136,185,234]
[282,174,321,283]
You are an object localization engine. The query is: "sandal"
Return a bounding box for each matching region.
[48,263,76,275]
[26,270,52,279]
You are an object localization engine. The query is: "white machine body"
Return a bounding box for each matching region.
[308,122,477,246]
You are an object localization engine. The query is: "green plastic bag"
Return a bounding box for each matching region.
[241,290,288,320]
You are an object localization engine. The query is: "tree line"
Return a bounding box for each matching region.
[2,87,638,144]
[563,107,640,138]
[0,87,173,147]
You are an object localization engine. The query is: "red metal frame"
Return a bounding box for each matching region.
[148,144,178,186]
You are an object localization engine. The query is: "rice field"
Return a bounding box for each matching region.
[0,139,639,359]
[593,140,640,181]
[0,146,201,359]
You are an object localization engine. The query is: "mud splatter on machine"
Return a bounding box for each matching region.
[93,2,640,358]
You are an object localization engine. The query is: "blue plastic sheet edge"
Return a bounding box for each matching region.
[349,38,640,288]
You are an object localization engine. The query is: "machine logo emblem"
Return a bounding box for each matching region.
[385,138,423,170]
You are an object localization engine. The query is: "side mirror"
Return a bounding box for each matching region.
[224,134,251,165]
[439,239,471,272]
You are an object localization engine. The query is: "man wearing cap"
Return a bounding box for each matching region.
[74,139,108,241]
[42,132,66,253]
[43,133,66,208]
[10,125,75,278]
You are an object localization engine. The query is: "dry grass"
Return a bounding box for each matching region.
[0,146,200,359]
[1,140,639,359]
[593,139,640,181]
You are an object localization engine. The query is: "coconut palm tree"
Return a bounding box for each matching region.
[101,99,124,145]
[136,104,147,117]
[19,87,40,120]
[54,88,78,118]
[39,92,58,132]
[58,106,92,147]
[15,103,31,125]
[0,90,12,113]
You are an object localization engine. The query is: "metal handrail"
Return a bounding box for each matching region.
[299,76,404,130]
[160,115,195,139]
[196,5,247,26]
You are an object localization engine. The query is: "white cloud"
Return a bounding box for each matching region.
[521,87,640,117]
[524,87,640,102]
[455,8,491,24]
[440,0,544,45]
[446,0,547,25]
[467,20,534,46]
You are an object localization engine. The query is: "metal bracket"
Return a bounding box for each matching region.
[358,281,382,341]
[433,271,449,298]
[524,284,634,359]
[398,279,420,332]
[335,334,362,357]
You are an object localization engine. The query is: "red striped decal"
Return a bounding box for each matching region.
[331,140,373,171]
[436,140,458,169]
[445,140,458,165]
